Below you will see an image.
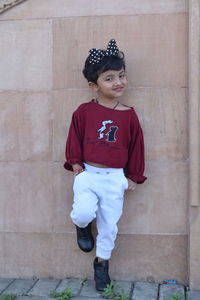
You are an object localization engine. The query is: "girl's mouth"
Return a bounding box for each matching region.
[113,87,124,92]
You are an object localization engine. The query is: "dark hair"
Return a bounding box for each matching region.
[82,50,125,83]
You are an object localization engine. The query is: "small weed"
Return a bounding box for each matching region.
[49,291,60,298]
[102,281,116,299]
[49,288,74,300]
[114,291,130,300]
[168,294,184,300]
[2,295,17,300]
[80,279,89,286]
[102,281,130,300]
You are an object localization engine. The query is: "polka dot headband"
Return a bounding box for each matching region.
[89,39,120,64]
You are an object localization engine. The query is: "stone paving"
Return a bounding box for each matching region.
[0,278,200,300]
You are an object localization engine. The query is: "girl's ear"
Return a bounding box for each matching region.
[88,81,99,92]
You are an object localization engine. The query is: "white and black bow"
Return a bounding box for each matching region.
[89,39,119,64]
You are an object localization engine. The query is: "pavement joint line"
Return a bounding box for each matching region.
[76,281,81,297]
[157,283,161,299]
[54,279,62,293]
[77,278,87,296]
[1,279,16,294]
[24,279,40,296]
[129,282,134,298]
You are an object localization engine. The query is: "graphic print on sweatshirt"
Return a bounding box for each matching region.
[97,120,118,142]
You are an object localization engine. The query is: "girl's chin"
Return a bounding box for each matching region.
[99,91,125,99]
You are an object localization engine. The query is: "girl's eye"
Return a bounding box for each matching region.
[119,74,125,78]
[106,77,113,81]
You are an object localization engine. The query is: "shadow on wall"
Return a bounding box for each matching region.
[0,0,27,14]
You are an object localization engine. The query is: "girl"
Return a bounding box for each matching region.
[64,39,146,291]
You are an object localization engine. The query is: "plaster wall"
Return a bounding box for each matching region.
[0,0,189,284]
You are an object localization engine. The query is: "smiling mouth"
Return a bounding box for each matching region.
[113,87,124,92]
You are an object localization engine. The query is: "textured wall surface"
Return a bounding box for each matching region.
[188,0,200,290]
[0,0,188,284]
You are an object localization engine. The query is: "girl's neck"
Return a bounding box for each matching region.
[96,97,119,105]
[96,98,119,109]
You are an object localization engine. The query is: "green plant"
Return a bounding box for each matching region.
[80,279,89,286]
[102,281,130,300]
[102,281,115,299]
[168,294,184,300]
[49,288,74,300]
[2,295,17,300]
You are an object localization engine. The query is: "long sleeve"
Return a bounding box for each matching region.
[124,113,147,184]
[63,109,85,172]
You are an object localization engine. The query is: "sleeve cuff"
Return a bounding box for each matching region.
[63,161,73,171]
[126,174,147,184]
[63,160,84,172]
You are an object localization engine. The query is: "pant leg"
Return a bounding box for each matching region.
[70,170,99,228]
[95,171,128,260]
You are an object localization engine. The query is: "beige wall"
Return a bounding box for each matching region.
[0,0,189,285]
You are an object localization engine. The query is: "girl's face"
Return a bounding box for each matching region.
[94,68,127,101]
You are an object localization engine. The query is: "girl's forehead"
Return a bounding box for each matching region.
[100,68,125,76]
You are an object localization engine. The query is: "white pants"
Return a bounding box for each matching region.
[70,163,128,260]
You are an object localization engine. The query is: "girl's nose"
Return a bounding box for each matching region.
[114,77,121,85]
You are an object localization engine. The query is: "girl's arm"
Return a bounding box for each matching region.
[64,109,84,172]
[124,112,147,184]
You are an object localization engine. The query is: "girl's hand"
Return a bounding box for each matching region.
[127,178,137,191]
[72,164,84,176]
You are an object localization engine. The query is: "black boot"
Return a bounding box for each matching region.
[76,222,94,252]
[94,257,111,291]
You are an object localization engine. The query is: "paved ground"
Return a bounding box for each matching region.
[0,278,199,300]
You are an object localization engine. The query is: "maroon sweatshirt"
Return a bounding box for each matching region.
[64,100,147,184]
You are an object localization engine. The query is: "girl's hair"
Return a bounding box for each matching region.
[82,50,125,83]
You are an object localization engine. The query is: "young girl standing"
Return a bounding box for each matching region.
[64,39,146,291]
